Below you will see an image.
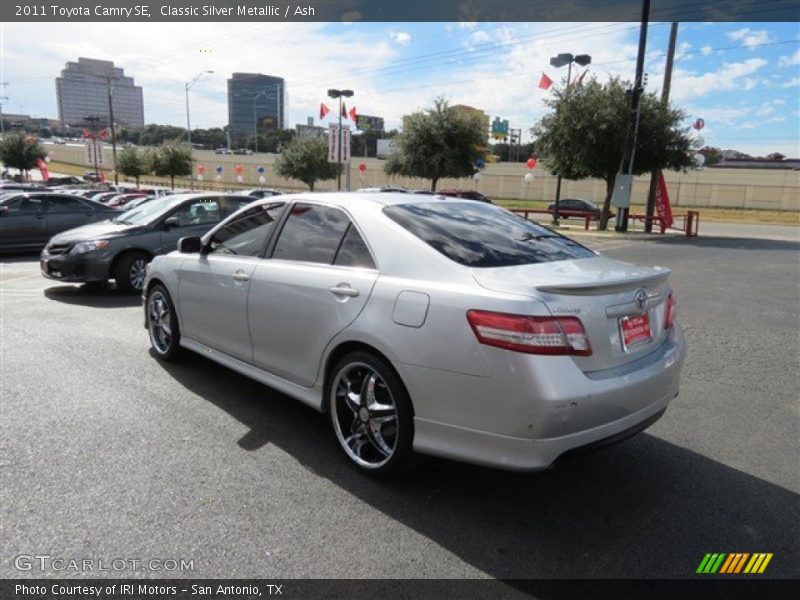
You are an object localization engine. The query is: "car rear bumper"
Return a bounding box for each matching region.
[407,326,686,471]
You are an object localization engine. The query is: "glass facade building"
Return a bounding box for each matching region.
[227,73,285,141]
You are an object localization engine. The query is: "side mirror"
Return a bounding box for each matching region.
[163,215,180,229]
[177,236,203,254]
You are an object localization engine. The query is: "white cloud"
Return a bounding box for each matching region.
[701,45,713,57]
[675,41,692,62]
[725,28,773,49]
[755,104,774,117]
[773,98,786,105]
[778,49,800,67]
[670,58,768,102]
[779,77,800,89]
[389,31,411,46]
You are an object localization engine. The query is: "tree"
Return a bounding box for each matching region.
[698,146,724,167]
[532,76,695,230]
[384,98,487,191]
[0,133,46,179]
[150,141,193,189]
[116,147,150,187]
[274,136,340,191]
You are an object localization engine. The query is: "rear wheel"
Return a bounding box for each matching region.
[115,252,149,294]
[146,284,182,361]
[328,351,415,476]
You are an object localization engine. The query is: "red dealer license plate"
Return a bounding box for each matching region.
[619,313,652,350]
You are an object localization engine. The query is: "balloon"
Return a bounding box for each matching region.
[234,164,243,174]
[693,118,705,130]
[197,165,206,174]
[526,158,538,169]
[258,175,266,184]
[215,165,223,174]
[215,174,221,181]
[256,165,265,174]
[695,135,705,148]
[358,162,367,173]
[236,174,243,183]
[694,153,706,167]
[473,172,482,181]
[475,158,486,169]
[524,173,534,182]
[197,174,204,181]
[44,156,51,163]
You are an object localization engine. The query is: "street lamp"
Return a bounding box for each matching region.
[84,115,101,181]
[549,53,591,225]
[185,70,214,147]
[252,90,267,153]
[327,88,354,191]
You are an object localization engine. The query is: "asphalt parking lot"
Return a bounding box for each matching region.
[1,225,798,580]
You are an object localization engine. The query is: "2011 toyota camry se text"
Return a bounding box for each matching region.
[143,193,686,476]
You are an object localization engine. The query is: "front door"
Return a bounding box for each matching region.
[0,195,47,249]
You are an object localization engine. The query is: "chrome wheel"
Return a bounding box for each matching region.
[129,258,147,291]
[331,362,399,469]
[148,290,172,355]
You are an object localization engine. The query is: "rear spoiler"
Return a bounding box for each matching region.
[535,269,670,295]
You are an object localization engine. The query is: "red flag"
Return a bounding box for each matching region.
[36,158,50,183]
[319,103,330,119]
[82,129,91,138]
[349,106,357,122]
[572,69,589,88]
[99,171,106,183]
[100,129,108,140]
[654,171,674,232]
[538,73,553,90]
[341,101,347,118]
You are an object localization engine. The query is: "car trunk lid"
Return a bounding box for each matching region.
[471,256,672,372]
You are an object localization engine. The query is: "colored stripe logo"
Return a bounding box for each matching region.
[696,553,773,574]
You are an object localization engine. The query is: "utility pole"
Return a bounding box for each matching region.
[615,0,650,233]
[0,82,8,135]
[644,22,678,233]
[106,77,119,185]
[85,115,101,181]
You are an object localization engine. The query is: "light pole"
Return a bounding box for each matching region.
[185,70,214,148]
[252,90,267,153]
[549,52,591,225]
[105,77,119,185]
[84,115,101,181]
[327,88,353,191]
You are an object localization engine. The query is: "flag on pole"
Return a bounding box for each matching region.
[341,102,348,118]
[349,106,357,123]
[574,69,589,88]
[319,103,330,119]
[82,129,91,138]
[538,73,553,90]
[100,129,108,140]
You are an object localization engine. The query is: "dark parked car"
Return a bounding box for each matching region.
[83,171,101,183]
[40,193,253,293]
[437,189,493,203]
[240,189,282,199]
[0,193,118,252]
[44,176,84,186]
[547,198,614,219]
[106,193,148,209]
[0,183,50,194]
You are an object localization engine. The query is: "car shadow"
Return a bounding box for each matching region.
[0,251,41,263]
[654,235,800,252]
[155,351,800,579]
[44,283,141,308]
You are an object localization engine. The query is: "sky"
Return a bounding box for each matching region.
[1,20,798,156]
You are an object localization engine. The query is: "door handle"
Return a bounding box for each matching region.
[231,270,250,282]
[329,284,359,298]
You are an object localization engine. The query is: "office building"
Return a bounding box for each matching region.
[227,73,285,141]
[56,58,144,129]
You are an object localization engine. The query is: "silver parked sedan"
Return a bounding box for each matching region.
[143,193,686,475]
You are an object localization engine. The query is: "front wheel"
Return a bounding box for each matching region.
[146,284,182,361]
[115,252,150,294]
[328,351,415,476]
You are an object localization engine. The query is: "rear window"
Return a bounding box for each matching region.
[383,202,594,268]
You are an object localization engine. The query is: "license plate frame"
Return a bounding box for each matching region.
[619,313,652,351]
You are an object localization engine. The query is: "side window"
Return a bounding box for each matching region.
[172,199,221,226]
[6,196,44,213]
[334,225,376,269]
[47,195,89,211]
[209,203,285,257]
[272,204,350,264]
[219,196,253,218]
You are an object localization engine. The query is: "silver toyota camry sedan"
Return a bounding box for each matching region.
[143,193,686,475]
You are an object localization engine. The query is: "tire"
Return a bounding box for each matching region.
[328,351,415,476]
[114,252,150,294]
[146,284,182,361]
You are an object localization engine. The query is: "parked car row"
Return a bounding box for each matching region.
[356,186,493,203]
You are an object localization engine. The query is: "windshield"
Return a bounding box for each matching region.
[112,195,186,225]
[384,202,595,268]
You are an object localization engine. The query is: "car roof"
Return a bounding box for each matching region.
[247,191,456,210]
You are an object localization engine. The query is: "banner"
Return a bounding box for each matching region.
[654,170,674,231]
[36,158,50,182]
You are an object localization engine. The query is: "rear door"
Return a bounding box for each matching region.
[247,203,379,387]
[178,202,286,363]
[44,194,96,237]
[0,195,47,248]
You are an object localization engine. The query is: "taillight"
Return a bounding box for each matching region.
[466,310,592,356]
[665,290,677,330]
